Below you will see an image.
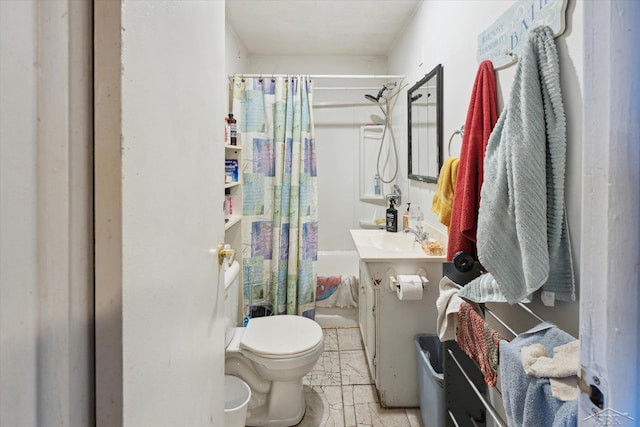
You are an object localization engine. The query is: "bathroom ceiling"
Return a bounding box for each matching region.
[226,0,422,56]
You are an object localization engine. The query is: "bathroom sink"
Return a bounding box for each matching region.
[357,231,422,252]
[350,229,446,262]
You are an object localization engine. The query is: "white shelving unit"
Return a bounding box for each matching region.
[224,144,243,248]
[224,144,244,325]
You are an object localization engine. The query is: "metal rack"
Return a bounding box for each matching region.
[442,255,546,427]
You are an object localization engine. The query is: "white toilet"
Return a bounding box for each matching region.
[224,261,324,427]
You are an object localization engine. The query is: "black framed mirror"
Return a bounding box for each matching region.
[407,64,443,183]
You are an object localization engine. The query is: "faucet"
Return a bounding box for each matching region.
[404,224,429,244]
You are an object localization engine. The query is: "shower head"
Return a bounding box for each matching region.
[365,82,397,103]
[367,87,387,102]
[365,94,380,103]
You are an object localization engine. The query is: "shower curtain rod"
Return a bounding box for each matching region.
[315,87,386,91]
[228,74,405,80]
[312,101,381,107]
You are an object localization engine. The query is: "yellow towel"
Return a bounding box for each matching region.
[431,157,460,227]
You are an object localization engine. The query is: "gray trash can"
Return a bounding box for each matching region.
[415,335,444,427]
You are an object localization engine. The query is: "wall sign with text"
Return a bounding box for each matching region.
[477,0,568,68]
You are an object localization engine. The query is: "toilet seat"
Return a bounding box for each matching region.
[240,315,322,359]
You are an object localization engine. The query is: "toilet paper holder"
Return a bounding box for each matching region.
[389,275,429,292]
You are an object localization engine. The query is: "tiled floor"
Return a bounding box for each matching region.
[297,327,424,427]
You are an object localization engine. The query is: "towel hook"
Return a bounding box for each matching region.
[503,49,518,59]
[493,50,520,71]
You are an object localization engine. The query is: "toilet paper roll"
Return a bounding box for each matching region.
[396,279,423,300]
[397,274,422,284]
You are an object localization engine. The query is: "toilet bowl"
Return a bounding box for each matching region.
[224,261,324,426]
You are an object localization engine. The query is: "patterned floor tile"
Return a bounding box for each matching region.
[296,385,345,427]
[342,386,357,427]
[304,349,341,386]
[342,385,414,427]
[295,324,424,427]
[337,327,364,351]
[404,408,424,427]
[323,328,339,351]
[340,349,373,385]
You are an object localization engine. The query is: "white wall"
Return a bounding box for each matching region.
[226,27,249,74]
[1,1,93,425]
[226,25,249,112]
[95,1,227,425]
[388,0,582,336]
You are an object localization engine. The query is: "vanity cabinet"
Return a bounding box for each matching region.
[358,259,444,408]
[359,261,377,375]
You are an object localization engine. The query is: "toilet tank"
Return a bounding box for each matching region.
[224,260,241,347]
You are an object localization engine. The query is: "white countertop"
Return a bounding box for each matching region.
[349,228,446,262]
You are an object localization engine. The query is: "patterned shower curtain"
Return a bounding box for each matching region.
[232,75,318,318]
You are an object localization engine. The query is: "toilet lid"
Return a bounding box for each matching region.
[240,315,323,358]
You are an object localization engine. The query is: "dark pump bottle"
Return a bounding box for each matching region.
[386,199,398,232]
[228,113,237,145]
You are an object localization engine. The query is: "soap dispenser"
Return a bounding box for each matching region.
[403,203,411,230]
[386,198,398,232]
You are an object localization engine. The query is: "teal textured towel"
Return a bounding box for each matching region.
[459,26,575,304]
[499,322,578,427]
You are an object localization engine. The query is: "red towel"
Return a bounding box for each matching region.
[455,302,504,387]
[447,61,498,261]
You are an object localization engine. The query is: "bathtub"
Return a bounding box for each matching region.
[315,250,360,309]
[317,249,359,277]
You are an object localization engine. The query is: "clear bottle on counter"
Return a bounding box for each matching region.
[409,205,423,229]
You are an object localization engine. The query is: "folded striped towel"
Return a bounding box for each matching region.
[458,273,531,303]
[455,302,506,386]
